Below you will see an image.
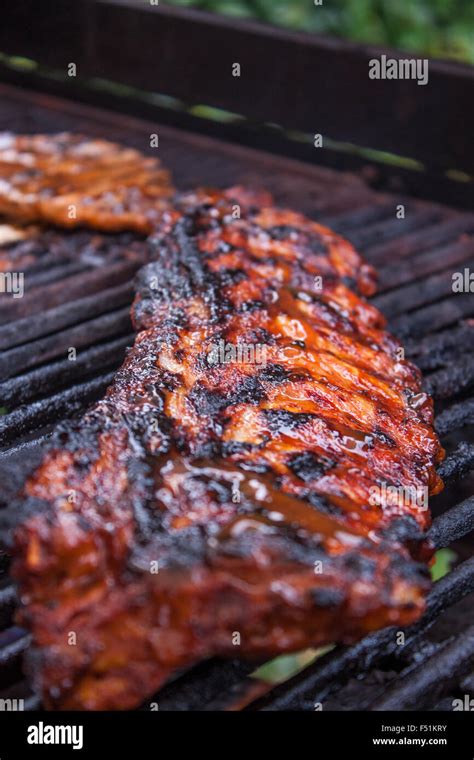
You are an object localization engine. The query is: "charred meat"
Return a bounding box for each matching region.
[9,190,444,709]
[0,133,173,233]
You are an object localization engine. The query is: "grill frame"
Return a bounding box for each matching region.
[0,4,473,711]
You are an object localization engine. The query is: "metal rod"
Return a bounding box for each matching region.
[430,497,474,549]
[368,214,474,262]
[0,626,30,666]
[0,281,134,351]
[424,356,474,400]
[377,239,474,293]
[436,399,474,436]
[349,209,440,250]
[147,660,256,711]
[321,203,396,234]
[0,259,138,323]
[0,334,132,408]
[0,372,115,446]
[437,442,474,483]
[391,293,474,340]
[406,323,474,371]
[373,264,474,320]
[370,625,474,710]
[0,309,131,381]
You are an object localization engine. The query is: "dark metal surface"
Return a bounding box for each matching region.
[369,625,474,711]
[1,0,474,177]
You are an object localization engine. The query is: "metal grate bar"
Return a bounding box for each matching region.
[390,293,474,340]
[0,309,131,381]
[0,334,133,408]
[435,399,474,436]
[0,260,139,323]
[18,262,91,289]
[0,435,48,466]
[348,210,442,250]
[430,497,474,549]
[369,625,474,711]
[436,442,474,483]
[0,281,134,351]
[146,659,256,711]
[320,203,396,233]
[0,585,16,629]
[0,372,115,447]
[373,264,474,320]
[406,323,474,371]
[424,355,474,401]
[367,215,474,262]
[0,626,30,667]
[9,252,90,276]
[377,239,474,293]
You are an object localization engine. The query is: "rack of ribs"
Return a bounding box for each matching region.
[0,133,173,233]
[7,189,444,710]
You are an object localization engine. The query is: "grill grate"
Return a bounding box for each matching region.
[0,86,473,712]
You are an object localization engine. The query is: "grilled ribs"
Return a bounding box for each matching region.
[10,189,444,710]
[0,133,173,233]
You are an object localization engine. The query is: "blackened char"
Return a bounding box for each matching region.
[10,189,444,710]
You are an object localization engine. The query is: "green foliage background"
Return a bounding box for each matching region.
[166,0,474,63]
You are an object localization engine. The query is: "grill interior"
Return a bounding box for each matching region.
[0,82,473,711]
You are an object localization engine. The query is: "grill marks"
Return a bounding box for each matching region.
[288,450,335,481]
[10,190,444,710]
[143,205,443,523]
[0,133,173,233]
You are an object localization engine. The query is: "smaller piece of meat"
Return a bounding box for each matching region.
[0,186,271,274]
[0,133,173,233]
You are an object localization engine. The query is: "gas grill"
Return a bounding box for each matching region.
[0,0,473,711]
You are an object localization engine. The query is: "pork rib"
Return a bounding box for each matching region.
[10,190,444,709]
[0,133,173,233]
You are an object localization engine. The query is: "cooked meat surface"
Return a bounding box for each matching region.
[10,190,444,710]
[0,133,173,233]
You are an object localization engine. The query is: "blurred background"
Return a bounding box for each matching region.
[166,0,474,64]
